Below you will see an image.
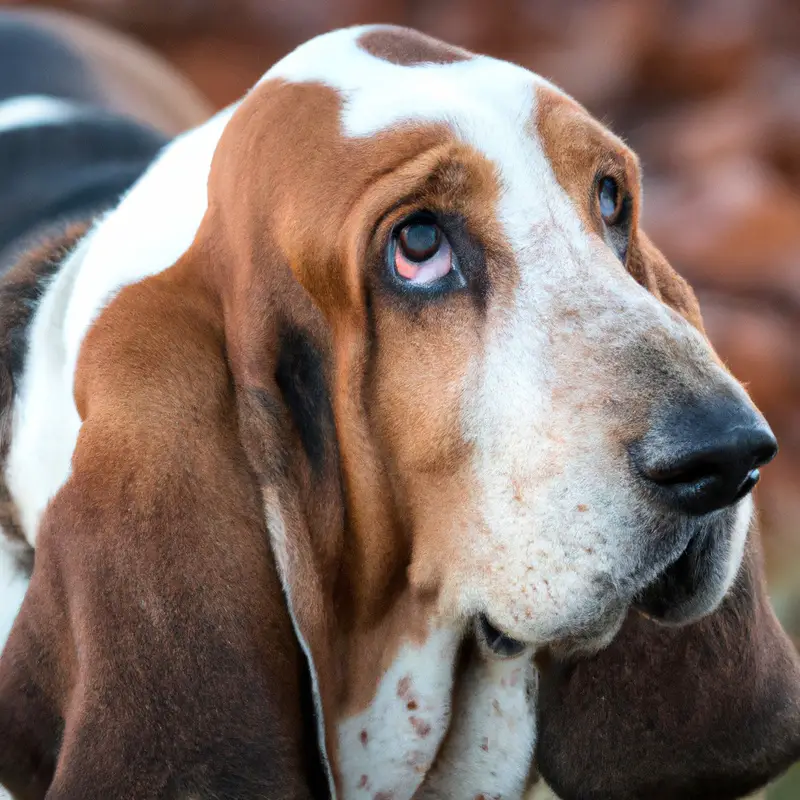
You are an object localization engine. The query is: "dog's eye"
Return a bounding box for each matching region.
[394,220,453,284]
[598,176,622,225]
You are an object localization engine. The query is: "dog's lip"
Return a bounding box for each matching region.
[476,613,529,658]
[631,530,702,622]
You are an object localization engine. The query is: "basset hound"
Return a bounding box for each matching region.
[0,21,799,800]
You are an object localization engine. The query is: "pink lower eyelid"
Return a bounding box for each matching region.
[395,243,452,284]
[395,251,421,280]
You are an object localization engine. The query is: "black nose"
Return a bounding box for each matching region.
[634,394,777,515]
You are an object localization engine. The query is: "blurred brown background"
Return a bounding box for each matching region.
[2,0,799,792]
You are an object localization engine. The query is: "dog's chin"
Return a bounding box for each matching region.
[477,503,748,658]
[477,603,628,661]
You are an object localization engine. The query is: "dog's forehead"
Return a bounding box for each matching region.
[255,25,631,254]
[264,27,552,181]
[265,27,537,119]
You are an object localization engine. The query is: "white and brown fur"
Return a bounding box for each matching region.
[0,22,798,800]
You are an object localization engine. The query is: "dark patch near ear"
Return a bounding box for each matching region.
[0,477,29,555]
[0,221,87,387]
[0,230,76,383]
[275,327,335,475]
[358,26,472,67]
[246,386,291,483]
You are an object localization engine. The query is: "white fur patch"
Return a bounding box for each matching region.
[5,234,89,545]
[417,650,536,799]
[722,494,754,598]
[336,625,461,800]
[4,104,238,546]
[0,95,79,132]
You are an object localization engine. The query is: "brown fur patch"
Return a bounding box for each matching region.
[536,85,706,332]
[535,85,640,242]
[358,26,472,67]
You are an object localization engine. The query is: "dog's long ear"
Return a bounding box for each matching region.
[536,229,800,800]
[224,273,345,796]
[0,253,325,798]
[188,86,352,788]
[536,531,800,800]
[221,255,346,790]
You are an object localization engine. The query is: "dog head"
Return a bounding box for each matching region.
[206,25,775,656]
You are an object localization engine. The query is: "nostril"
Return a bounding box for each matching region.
[734,469,760,501]
[646,457,721,487]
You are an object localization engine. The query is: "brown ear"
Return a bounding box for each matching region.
[536,529,800,800]
[0,259,324,798]
[195,195,347,790]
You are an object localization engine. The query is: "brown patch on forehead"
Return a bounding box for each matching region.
[209,80,449,301]
[535,85,640,238]
[358,26,472,67]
